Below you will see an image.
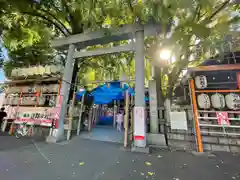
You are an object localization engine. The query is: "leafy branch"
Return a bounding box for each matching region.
[37,8,71,35]
[202,0,231,24]
[22,11,68,36]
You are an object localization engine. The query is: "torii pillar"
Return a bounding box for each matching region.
[46,22,162,146]
[131,26,149,153]
[46,44,75,142]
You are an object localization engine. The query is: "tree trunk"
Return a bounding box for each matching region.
[163,98,171,146]
[167,86,174,103]
[154,67,164,106]
[68,63,79,103]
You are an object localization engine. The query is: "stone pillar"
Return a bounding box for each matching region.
[46,44,75,143]
[154,67,164,106]
[149,80,159,133]
[132,27,147,150]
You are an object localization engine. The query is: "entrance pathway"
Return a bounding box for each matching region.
[80,126,124,143]
[0,133,239,180]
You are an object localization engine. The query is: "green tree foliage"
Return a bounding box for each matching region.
[1,12,57,77]
[3,0,149,35]
[0,0,239,94]
[146,0,239,100]
[0,0,140,81]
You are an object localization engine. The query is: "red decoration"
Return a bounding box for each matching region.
[134,136,145,140]
[237,72,240,89]
[216,112,230,126]
[36,92,40,97]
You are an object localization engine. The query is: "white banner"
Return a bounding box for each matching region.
[5,106,60,127]
[134,107,145,140]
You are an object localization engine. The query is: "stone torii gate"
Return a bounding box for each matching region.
[47,23,163,151]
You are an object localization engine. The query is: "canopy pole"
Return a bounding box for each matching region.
[130,95,134,141]
[113,100,117,128]
[96,105,100,125]
[88,107,93,132]
[77,93,85,135]
[124,90,130,148]
[92,106,97,127]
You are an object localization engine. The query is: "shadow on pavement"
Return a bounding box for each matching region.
[0,135,239,180]
[0,132,45,151]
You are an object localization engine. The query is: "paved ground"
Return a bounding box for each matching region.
[0,132,240,180]
[80,126,124,143]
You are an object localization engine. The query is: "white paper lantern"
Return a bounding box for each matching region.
[33,66,39,75]
[38,66,45,75]
[12,97,18,105]
[50,65,58,74]
[52,84,59,92]
[56,65,63,73]
[41,85,48,93]
[32,86,37,93]
[22,86,29,93]
[45,65,51,75]
[38,97,45,105]
[197,93,211,109]
[22,68,28,76]
[195,75,207,89]
[211,93,225,109]
[11,69,18,77]
[18,68,23,77]
[28,67,34,76]
[225,93,240,110]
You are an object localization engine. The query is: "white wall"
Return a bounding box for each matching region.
[0,93,5,108]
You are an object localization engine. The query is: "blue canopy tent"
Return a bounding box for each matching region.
[75,82,135,104]
[75,81,148,126]
[75,90,86,101]
[75,81,147,104]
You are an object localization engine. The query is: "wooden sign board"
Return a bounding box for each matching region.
[5,106,60,127]
[170,111,188,130]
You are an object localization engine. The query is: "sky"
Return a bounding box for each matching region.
[0,42,8,83]
[0,70,5,83]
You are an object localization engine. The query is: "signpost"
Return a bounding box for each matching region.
[216,112,230,126]
[134,107,145,141]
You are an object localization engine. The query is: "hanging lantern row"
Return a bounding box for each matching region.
[195,75,208,89]
[195,74,237,89]
[197,93,240,110]
[11,65,63,77]
[4,95,56,106]
[6,84,59,94]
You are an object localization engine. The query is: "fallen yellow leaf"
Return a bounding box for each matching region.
[148,172,154,176]
[79,162,85,166]
[145,161,152,166]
